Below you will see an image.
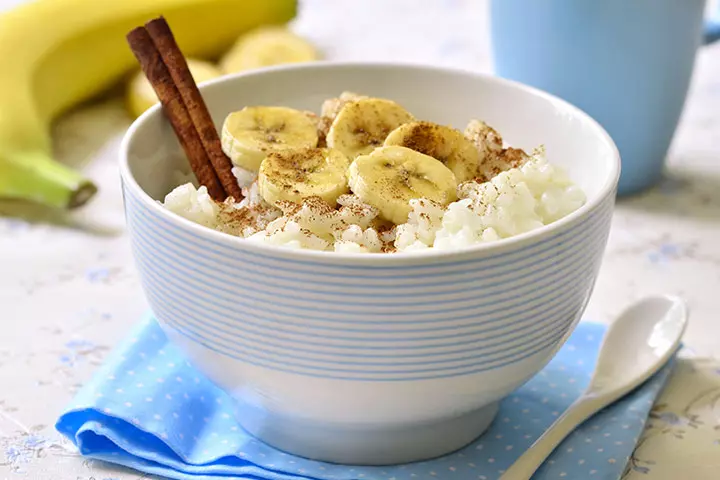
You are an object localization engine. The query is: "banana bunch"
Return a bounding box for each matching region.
[221,95,489,225]
[0,0,297,209]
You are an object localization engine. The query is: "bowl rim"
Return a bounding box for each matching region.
[119,61,620,265]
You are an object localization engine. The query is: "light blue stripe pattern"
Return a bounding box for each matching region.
[122,182,614,381]
[126,198,611,304]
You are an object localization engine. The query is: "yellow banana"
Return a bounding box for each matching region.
[327,97,415,160]
[258,147,350,206]
[348,146,457,225]
[0,0,296,209]
[126,58,223,119]
[384,121,480,183]
[221,106,319,172]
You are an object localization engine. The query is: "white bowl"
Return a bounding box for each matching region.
[119,62,620,465]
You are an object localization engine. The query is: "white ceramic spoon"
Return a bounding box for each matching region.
[499,295,688,480]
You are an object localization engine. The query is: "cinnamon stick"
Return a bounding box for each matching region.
[126,26,226,201]
[145,17,243,201]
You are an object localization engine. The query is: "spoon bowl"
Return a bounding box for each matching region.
[589,295,688,396]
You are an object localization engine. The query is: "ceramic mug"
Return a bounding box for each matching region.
[490,0,720,195]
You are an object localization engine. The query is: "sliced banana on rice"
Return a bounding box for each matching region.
[258,147,351,206]
[221,106,319,172]
[384,121,480,183]
[348,146,457,225]
[327,98,414,159]
[317,91,368,142]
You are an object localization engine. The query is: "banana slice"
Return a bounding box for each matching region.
[384,121,479,183]
[219,26,319,74]
[221,106,319,172]
[464,119,528,182]
[126,59,222,118]
[348,146,457,225]
[258,147,351,206]
[318,91,368,142]
[327,98,414,159]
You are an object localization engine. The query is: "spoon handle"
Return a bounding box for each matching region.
[499,396,602,480]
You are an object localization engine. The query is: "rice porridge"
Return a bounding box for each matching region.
[163,92,586,253]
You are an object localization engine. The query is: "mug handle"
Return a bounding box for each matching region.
[704,2,720,43]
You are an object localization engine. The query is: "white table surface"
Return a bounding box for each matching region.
[1,0,719,478]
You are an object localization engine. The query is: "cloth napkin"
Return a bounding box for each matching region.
[56,316,675,480]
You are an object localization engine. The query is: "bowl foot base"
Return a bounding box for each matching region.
[235,401,500,465]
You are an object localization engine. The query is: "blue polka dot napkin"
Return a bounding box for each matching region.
[56,317,675,480]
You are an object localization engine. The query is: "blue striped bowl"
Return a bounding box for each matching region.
[119,63,620,465]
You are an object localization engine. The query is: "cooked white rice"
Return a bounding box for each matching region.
[162,152,585,253]
[396,155,586,252]
[162,183,218,228]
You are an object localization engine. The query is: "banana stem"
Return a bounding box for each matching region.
[0,148,97,209]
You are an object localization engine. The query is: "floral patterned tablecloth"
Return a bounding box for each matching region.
[1,0,719,478]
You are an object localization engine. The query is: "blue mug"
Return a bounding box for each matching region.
[490,0,720,195]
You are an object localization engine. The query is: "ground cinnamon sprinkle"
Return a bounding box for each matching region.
[216,202,277,236]
[157,77,585,253]
[265,148,329,192]
[476,147,530,183]
[300,196,336,216]
[378,176,407,202]
[316,117,331,147]
[381,241,397,254]
[339,203,371,218]
[400,122,449,161]
[275,200,303,217]
[373,222,397,253]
